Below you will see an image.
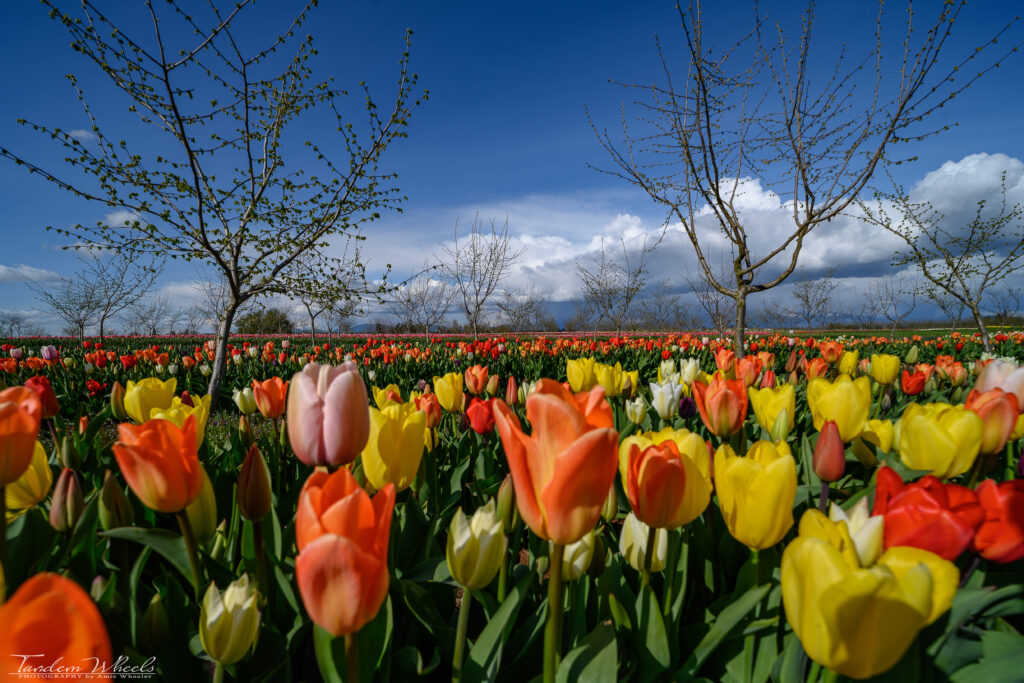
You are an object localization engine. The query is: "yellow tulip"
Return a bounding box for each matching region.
[748,384,795,434]
[362,402,426,491]
[781,508,958,679]
[150,394,212,447]
[1012,413,1024,442]
[372,383,402,409]
[870,354,900,385]
[566,357,597,392]
[124,377,177,424]
[620,369,639,398]
[806,375,871,442]
[897,403,983,479]
[185,466,217,545]
[829,499,884,567]
[714,440,797,550]
[618,427,711,526]
[838,350,859,377]
[594,362,623,398]
[851,419,894,466]
[199,574,261,665]
[433,372,464,413]
[446,500,507,590]
[656,359,676,384]
[6,441,52,519]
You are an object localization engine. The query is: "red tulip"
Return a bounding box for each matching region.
[466,397,496,433]
[972,479,1024,563]
[812,420,845,482]
[900,370,926,396]
[872,466,982,561]
[24,376,59,419]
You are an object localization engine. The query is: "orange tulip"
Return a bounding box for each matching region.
[735,356,763,387]
[0,573,112,681]
[818,340,843,364]
[965,388,1020,456]
[0,387,42,487]
[692,376,748,437]
[626,440,710,529]
[493,379,618,544]
[806,357,829,379]
[464,364,489,395]
[112,416,203,513]
[251,377,288,419]
[714,348,736,377]
[294,468,395,637]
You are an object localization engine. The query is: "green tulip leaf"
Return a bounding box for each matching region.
[556,621,618,683]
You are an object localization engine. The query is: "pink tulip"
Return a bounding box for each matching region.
[974,359,1024,405]
[40,345,58,361]
[9,347,22,360]
[287,361,370,467]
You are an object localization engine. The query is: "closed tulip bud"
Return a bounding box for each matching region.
[40,345,59,361]
[496,475,516,530]
[552,529,596,581]
[749,384,795,435]
[625,397,646,425]
[233,387,257,415]
[433,372,465,412]
[209,520,228,562]
[238,414,255,449]
[813,420,846,482]
[964,388,1020,457]
[715,440,797,550]
[89,575,111,605]
[759,369,776,389]
[186,466,218,546]
[446,500,507,590]
[139,593,171,655]
[363,402,427,492]
[237,445,271,521]
[601,483,618,521]
[594,362,623,398]
[870,354,900,385]
[505,376,519,405]
[770,409,791,442]
[785,349,798,373]
[485,374,500,397]
[60,435,80,470]
[566,357,597,392]
[904,344,919,364]
[78,415,89,435]
[619,512,667,573]
[98,470,134,530]
[679,358,700,385]
[838,351,859,376]
[110,381,128,420]
[199,575,261,666]
[6,442,53,514]
[49,468,86,533]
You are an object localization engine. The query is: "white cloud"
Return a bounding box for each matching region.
[68,129,97,144]
[0,264,60,283]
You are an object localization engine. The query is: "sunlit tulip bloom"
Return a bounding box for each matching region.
[713,348,736,377]
[619,512,667,573]
[505,376,519,405]
[414,391,442,429]
[869,353,900,385]
[714,440,797,550]
[872,466,982,561]
[362,402,426,492]
[150,394,212,448]
[464,364,489,395]
[692,376,748,437]
[829,499,884,567]
[806,357,829,380]
[625,397,646,425]
[551,528,596,581]
[974,358,1024,403]
[295,469,394,637]
[252,377,288,419]
[446,500,507,590]
[24,375,59,420]
[466,397,496,434]
[493,379,618,545]
[818,341,843,364]
[566,357,597,392]
[813,420,845,482]
[838,350,859,377]
[0,573,112,680]
[947,362,968,387]
[625,438,711,529]
[433,372,464,412]
[900,369,926,396]
[759,369,776,389]
[372,383,402,409]
[200,574,261,666]
[964,388,1020,456]
[657,359,676,384]
[748,384,795,434]
[232,387,257,415]
[679,358,700,384]
[620,369,639,399]
[897,403,983,479]
[5,442,51,520]
[0,386,42,487]
[594,361,623,398]
[806,375,871,442]
[40,345,59,361]
[851,419,894,466]
[735,356,762,387]
[649,381,683,421]
[288,362,370,467]
[124,377,177,424]
[973,479,1024,563]
[782,512,957,679]
[113,416,203,513]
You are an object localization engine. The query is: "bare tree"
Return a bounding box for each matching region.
[440,215,526,338]
[28,261,103,341]
[749,296,790,332]
[389,266,454,335]
[590,1,1020,356]
[787,266,839,332]
[81,251,163,340]
[869,272,919,337]
[927,289,966,333]
[686,261,736,337]
[0,311,44,339]
[495,285,551,333]
[124,293,185,336]
[576,233,661,334]
[2,1,426,401]
[987,285,1024,329]
[633,280,697,332]
[280,244,366,343]
[860,173,1024,350]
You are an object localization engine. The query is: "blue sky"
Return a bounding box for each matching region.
[2,1,1023,332]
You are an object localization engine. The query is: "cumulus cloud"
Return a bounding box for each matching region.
[0,264,60,283]
[68,129,97,144]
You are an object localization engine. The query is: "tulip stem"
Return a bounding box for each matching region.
[643,525,658,588]
[818,480,829,513]
[0,486,6,586]
[212,662,224,683]
[345,632,359,683]
[497,544,509,603]
[253,519,268,599]
[544,544,565,683]
[176,511,204,601]
[452,589,472,682]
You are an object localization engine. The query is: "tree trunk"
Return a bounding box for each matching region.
[969,301,992,352]
[732,292,747,359]
[207,304,239,407]
[99,317,106,344]
[309,311,317,346]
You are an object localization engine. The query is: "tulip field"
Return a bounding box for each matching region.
[1,331,1024,682]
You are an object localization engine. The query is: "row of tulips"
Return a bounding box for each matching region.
[0,335,1023,681]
